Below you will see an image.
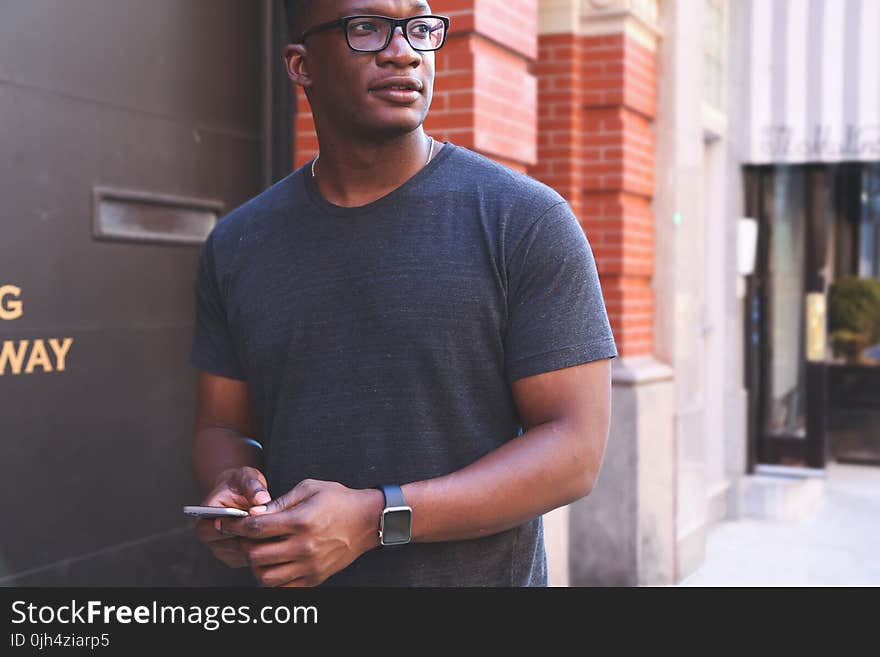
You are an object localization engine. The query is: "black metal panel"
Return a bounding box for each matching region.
[1,327,196,569]
[0,0,267,584]
[269,0,295,185]
[803,168,830,468]
[0,59,261,331]
[0,529,257,587]
[804,362,829,468]
[0,0,262,135]
[829,365,880,465]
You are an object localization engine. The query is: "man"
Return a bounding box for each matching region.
[190,0,618,587]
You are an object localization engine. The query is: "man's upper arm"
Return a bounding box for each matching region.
[510,359,612,433]
[195,370,256,437]
[510,359,613,495]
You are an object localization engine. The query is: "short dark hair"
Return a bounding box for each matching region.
[283,0,312,42]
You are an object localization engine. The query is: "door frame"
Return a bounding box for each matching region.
[743,165,830,470]
[262,0,294,186]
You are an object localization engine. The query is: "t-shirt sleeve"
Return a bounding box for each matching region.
[189,232,246,380]
[504,201,618,383]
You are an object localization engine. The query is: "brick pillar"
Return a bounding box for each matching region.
[294,1,539,173]
[532,0,675,587]
[530,2,658,358]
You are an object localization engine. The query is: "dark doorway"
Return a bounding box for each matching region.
[827,164,880,464]
[744,163,880,472]
[0,0,291,585]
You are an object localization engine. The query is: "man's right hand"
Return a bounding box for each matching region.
[194,466,272,568]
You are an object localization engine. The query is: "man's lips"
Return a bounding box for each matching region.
[369,87,422,104]
[368,76,424,92]
[368,77,424,105]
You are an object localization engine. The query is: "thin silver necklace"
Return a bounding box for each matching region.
[311,136,435,179]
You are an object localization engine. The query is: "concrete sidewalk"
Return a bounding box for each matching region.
[678,462,880,586]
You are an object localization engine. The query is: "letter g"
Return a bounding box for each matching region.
[0,285,23,320]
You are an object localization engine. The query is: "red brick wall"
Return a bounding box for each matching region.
[531,32,657,358]
[530,33,583,217]
[294,87,318,169]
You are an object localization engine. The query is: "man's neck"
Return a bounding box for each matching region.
[311,129,434,208]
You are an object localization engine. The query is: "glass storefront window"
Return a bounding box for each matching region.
[746,162,880,467]
[765,168,808,437]
[831,164,880,365]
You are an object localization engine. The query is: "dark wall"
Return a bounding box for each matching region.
[0,0,266,585]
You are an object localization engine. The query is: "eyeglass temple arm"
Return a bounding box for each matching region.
[297,18,343,43]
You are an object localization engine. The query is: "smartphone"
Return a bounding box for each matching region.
[182,505,249,519]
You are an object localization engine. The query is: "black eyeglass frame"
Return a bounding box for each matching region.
[297,14,451,52]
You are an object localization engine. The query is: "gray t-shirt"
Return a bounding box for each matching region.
[189,142,618,586]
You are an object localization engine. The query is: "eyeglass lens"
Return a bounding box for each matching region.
[346,16,446,51]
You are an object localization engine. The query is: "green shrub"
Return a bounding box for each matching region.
[828,276,880,361]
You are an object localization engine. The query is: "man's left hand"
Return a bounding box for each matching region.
[215,479,383,587]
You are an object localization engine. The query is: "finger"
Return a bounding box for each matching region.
[226,466,269,502]
[253,479,318,515]
[208,533,247,548]
[203,536,250,569]
[234,468,271,506]
[205,535,247,555]
[211,547,249,569]
[244,536,308,568]
[251,561,312,588]
[216,509,299,540]
[201,486,251,511]
[195,518,235,544]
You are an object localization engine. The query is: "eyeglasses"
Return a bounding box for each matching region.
[298,14,450,53]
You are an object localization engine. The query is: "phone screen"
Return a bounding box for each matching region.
[182,506,249,519]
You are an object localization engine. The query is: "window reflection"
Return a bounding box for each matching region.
[831,163,880,366]
[765,167,807,438]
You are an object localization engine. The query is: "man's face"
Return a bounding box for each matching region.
[299,0,438,140]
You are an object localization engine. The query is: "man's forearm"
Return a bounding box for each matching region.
[386,419,605,544]
[191,427,264,496]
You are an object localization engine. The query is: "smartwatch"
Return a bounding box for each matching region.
[375,484,412,547]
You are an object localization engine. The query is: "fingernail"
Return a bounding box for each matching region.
[250,505,267,513]
[214,519,222,532]
[255,491,271,505]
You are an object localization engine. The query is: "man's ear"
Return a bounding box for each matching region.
[283,43,313,87]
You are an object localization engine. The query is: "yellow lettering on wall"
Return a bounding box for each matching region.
[0,285,23,320]
[48,338,73,371]
[24,340,52,374]
[0,340,29,375]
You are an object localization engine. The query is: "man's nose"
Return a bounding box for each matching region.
[378,26,421,64]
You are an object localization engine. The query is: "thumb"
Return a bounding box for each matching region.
[251,479,319,515]
[230,467,271,506]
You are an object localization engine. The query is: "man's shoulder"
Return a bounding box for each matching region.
[437,144,573,242]
[450,146,565,204]
[208,166,306,250]
[445,146,566,223]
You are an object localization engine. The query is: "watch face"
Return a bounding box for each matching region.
[382,507,412,546]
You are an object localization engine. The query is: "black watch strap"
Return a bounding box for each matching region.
[378,484,407,509]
